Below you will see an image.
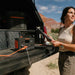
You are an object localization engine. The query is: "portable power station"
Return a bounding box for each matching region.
[15,38,35,49]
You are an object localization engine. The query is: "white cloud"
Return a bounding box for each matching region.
[50,6,57,12]
[36,4,62,14]
[47,5,62,13]
[37,5,48,13]
[54,0,71,2]
[40,6,48,10]
[57,11,62,13]
[54,0,65,2]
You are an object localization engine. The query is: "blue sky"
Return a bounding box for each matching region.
[35,0,75,22]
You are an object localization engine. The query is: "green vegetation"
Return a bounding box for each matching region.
[46,31,59,69]
[47,32,58,45]
[51,28,59,33]
[46,32,59,69]
[47,62,58,69]
[47,32,58,40]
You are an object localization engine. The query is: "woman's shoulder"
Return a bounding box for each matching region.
[72,25,75,43]
[73,25,75,32]
[72,25,75,37]
[73,24,75,28]
[59,26,64,32]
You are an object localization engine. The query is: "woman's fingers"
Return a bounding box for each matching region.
[51,41,61,47]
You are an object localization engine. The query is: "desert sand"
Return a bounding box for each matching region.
[29,53,60,75]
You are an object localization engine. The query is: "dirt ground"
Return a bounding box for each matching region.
[29,53,60,75]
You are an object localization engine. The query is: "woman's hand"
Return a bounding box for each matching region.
[46,35,55,42]
[51,40,62,47]
[46,35,62,47]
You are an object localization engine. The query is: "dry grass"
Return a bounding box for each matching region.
[47,62,58,69]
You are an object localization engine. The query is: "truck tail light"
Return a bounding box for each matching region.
[44,26,47,38]
[15,40,19,49]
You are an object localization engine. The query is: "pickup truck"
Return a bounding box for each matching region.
[0,0,58,75]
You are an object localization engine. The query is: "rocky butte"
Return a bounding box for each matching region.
[39,13,60,33]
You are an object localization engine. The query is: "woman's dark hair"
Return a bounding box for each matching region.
[61,6,75,24]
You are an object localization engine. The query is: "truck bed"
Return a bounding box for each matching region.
[0,46,53,74]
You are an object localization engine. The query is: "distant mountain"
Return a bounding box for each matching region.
[39,13,60,32]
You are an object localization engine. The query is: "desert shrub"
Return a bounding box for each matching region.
[47,62,58,69]
[51,28,59,33]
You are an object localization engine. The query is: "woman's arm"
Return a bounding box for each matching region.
[52,26,75,52]
[46,34,55,42]
[60,43,75,52]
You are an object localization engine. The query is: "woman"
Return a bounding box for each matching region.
[48,6,75,75]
